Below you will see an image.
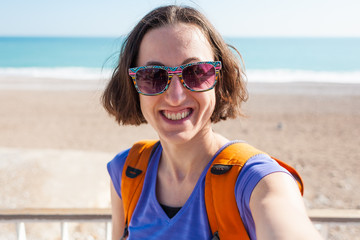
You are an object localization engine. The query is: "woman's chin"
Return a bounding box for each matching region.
[158,131,194,145]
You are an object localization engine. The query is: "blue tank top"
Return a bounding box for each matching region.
[107,141,291,239]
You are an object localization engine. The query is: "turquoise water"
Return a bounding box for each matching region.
[0,37,120,68]
[0,37,359,82]
[227,38,360,72]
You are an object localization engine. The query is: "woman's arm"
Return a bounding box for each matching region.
[250,172,322,240]
[110,180,125,240]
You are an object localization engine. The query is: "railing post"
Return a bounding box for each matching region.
[106,221,112,240]
[16,222,26,240]
[314,223,328,239]
[61,222,69,240]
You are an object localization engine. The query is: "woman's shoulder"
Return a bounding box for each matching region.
[113,148,131,162]
[107,148,131,199]
[107,140,161,176]
[238,153,290,181]
[245,153,282,168]
[235,151,292,198]
[107,148,131,177]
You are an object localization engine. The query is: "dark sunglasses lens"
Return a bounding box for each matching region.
[182,64,216,91]
[136,68,168,94]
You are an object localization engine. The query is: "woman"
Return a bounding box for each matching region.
[103,5,322,240]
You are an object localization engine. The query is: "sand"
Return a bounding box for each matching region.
[0,77,359,239]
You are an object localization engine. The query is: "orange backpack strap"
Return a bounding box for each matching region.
[121,140,159,239]
[205,142,303,240]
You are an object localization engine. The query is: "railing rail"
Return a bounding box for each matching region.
[0,208,112,240]
[0,208,111,222]
[308,208,360,239]
[308,208,360,223]
[1,208,360,240]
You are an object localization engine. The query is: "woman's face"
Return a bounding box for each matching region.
[137,23,216,144]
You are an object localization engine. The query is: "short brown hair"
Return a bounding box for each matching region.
[102,5,248,125]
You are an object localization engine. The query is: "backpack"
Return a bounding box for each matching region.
[120,140,304,240]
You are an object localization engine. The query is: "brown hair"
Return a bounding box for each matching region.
[102,5,248,125]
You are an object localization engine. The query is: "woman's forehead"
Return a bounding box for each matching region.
[137,23,214,66]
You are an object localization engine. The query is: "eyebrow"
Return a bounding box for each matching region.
[145,57,201,67]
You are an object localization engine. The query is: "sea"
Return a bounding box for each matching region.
[0,37,359,83]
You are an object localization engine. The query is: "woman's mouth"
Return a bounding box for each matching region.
[162,109,191,121]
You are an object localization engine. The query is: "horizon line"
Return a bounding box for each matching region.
[1,34,360,39]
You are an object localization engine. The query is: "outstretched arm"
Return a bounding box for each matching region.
[250,172,322,240]
[110,180,125,240]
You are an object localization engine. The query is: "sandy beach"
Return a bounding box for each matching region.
[0,77,359,239]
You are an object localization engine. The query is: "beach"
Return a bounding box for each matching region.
[0,77,359,239]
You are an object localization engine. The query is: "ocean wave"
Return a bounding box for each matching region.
[0,67,112,80]
[0,67,359,84]
[246,69,360,83]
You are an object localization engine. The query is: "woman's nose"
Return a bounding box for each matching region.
[164,75,187,105]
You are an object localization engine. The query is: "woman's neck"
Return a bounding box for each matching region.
[156,128,229,207]
[159,129,228,182]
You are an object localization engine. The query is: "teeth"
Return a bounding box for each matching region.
[164,110,190,120]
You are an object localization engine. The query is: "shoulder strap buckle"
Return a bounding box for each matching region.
[211,231,220,240]
[126,166,142,178]
[210,164,233,175]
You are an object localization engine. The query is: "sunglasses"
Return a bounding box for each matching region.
[128,61,221,96]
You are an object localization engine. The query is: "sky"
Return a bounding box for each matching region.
[1,0,360,37]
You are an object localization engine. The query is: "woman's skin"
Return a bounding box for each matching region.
[110,23,322,240]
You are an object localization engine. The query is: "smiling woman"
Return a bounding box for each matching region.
[101,5,322,240]
[136,23,218,145]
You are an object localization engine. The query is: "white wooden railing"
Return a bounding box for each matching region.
[0,208,112,240]
[1,208,360,239]
[308,209,360,239]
